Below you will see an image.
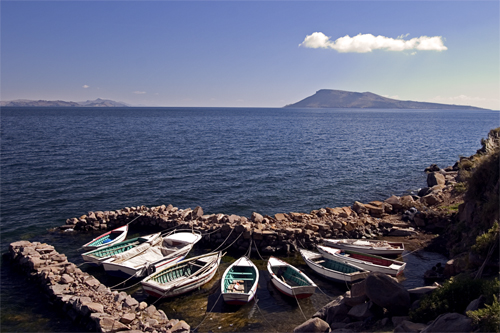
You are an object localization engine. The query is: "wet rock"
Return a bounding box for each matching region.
[170,320,190,333]
[293,317,331,333]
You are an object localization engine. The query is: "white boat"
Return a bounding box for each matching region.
[221,256,259,305]
[81,232,161,265]
[267,256,317,299]
[102,231,202,278]
[299,248,369,284]
[317,245,406,276]
[81,225,129,251]
[141,252,222,298]
[322,239,405,256]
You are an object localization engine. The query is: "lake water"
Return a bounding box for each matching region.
[1,107,498,332]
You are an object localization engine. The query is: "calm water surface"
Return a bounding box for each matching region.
[1,107,498,332]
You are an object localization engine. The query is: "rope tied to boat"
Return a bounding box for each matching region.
[293,290,308,321]
[192,292,224,332]
[253,297,279,333]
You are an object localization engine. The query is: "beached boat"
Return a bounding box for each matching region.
[317,245,406,276]
[102,231,202,278]
[81,225,129,251]
[322,239,405,256]
[299,248,369,284]
[141,252,222,298]
[221,256,259,305]
[81,232,161,265]
[267,256,317,298]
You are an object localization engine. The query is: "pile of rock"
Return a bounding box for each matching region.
[293,272,475,333]
[8,240,190,333]
[59,164,460,254]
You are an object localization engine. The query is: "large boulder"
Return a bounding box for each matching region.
[421,313,472,333]
[427,172,446,187]
[364,272,410,315]
[293,318,331,333]
[394,320,428,333]
[313,296,351,325]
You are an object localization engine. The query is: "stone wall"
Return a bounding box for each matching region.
[8,240,190,333]
[60,168,459,253]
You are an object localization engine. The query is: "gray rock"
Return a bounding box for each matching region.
[347,302,373,320]
[465,295,486,313]
[421,312,472,332]
[364,272,410,315]
[394,320,428,333]
[120,312,136,324]
[171,320,190,333]
[427,172,446,187]
[293,317,331,333]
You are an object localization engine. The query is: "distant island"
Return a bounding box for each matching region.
[0,98,129,107]
[285,89,487,110]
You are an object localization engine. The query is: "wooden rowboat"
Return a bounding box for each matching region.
[81,225,129,251]
[102,231,202,278]
[267,256,317,299]
[322,239,405,256]
[317,245,406,276]
[299,248,369,284]
[141,252,222,299]
[81,232,161,266]
[221,256,259,305]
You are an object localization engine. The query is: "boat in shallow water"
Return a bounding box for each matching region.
[81,232,161,265]
[141,252,222,298]
[317,245,406,276]
[102,231,202,278]
[267,256,317,299]
[81,225,129,251]
[221,256,259,305]
[299,248,369,284]
[322,239,405,256]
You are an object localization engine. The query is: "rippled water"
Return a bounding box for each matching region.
[1,107,498,332]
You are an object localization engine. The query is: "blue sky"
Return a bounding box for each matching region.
[1,1,499,109]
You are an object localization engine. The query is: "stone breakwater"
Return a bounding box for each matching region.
[8,240,190,333]
[60,168,460,253]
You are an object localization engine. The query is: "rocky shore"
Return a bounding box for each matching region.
[58,167,460,255]
[8,165,466,333]
[8,240,190,333]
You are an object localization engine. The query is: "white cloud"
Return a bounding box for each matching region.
[82,85,89,88]
[133,91,146,94]
[299,32,447,53]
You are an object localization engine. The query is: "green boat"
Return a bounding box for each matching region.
[81,232,161,265]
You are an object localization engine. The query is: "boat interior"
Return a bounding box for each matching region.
[315,258,361,273]
[223,266,256,293]
[271,266,311,287]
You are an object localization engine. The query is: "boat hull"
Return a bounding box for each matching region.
[323,239,404,256]
[103,254,187,278]
[317,245,406,276]
[299,249,369,284]
[267,256,317,299]
[221,256,259,305]
[81,225,128,251]
[141,253,221,298]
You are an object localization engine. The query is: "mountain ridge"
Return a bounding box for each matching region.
[0,98,129,107]
[285,89,488,110]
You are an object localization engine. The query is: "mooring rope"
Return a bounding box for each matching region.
[192,292,224,332]
[219,232,244,253]
[126,213,143,225]
[254,297,279,333]
[293,292,308,321]
[253,240,265,261]
[210,227,235,252]
[109,271,142,290]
